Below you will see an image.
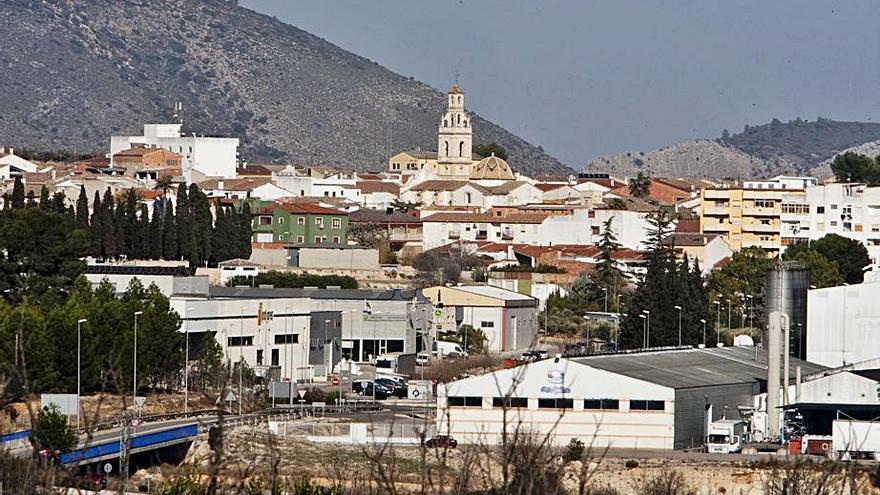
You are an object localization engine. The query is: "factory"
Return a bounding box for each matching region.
[437,346,824,450]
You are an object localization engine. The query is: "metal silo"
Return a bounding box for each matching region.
[765,261,810,360]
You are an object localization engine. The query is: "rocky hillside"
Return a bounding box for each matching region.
[585,119,880,179]
[584,140,767,180]
[0,0,570,175]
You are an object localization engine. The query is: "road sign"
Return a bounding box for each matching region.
[408,380,432,401]
[331,376,340,386]
[103,463,113,474]
[225,391,237,402]
[134,396,146,409]
[297,389,307,399]
[40,394,78,416]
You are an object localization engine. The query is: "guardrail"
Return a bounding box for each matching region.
[0,429,30,443]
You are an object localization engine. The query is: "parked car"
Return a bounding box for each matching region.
[425,435,458,448]
[352,380,372,394]
[375,378,408,398]
[416,352,431,366]
[520,351,540,362]
[363,382,392,400]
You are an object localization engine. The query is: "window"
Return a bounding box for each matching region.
[754,199,775,209]
[271,349,279,366]
[314,236,323,244]
[227,336,254,347]
[298,217,305,225]
[274,334,299,344]
[493,397,529,408]
[630,400,665,411]
[831,204,838,210]
[296,236,304,243]
[583,399,620,410]
[332,218,341,229]
[332,236,340,243]
[591,226,600,235]
[816,206,825,214]
[259,216,272,226]
[830,221,838,227]
[387,340,404,353]
[538,398,573,409]
[256,350,263,366]
[448,396,482,407]
[278,217,284,224]
[315,217,324,228]
[480,321,494,328]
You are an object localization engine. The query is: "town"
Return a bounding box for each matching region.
[3,2,880,494]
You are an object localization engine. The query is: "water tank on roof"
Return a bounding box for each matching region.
[764,261,810,359]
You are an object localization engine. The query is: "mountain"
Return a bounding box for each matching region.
[0,0,571,175]
[585,119,880,179]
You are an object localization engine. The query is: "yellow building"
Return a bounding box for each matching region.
[699,185,810,254]
[388,150,438,176]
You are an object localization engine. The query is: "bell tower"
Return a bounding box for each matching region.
[437,84,473,167]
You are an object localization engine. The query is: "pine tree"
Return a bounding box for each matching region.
[11,177,24,209]
[162,200,178,260]
[594,217,626,305]
[75,186,89,229]
[38,185,50,209]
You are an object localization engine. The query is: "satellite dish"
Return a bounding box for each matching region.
[733,334,755,347]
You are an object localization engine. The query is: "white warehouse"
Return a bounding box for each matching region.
[807,274,880,368]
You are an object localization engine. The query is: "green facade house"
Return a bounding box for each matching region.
[252,202,348,244]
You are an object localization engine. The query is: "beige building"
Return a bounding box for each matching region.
[699,181,811,254]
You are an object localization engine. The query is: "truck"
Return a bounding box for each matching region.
[433,341,467,359]
[833,420,880,460]
[706,419,745,454]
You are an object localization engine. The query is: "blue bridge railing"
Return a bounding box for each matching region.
[59,424,198,465]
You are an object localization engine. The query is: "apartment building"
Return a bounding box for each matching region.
[252,202,348,245]
[806,183,880,265]
[700,177,813,254]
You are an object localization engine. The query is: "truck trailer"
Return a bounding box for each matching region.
[833,420,880,460]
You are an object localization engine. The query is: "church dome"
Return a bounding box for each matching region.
[470,153,515,180]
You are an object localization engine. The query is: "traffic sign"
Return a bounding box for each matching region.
[103,463,113,474]
[225,391,237,402]
[134,396,146,409]
[297,389,307,399]
[331,376,340,386]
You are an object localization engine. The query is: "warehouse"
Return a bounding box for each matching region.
[437,346,824,449]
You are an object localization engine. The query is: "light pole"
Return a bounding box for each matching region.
[602,287,608,313]
[726,298,732,333]
[239,307,248,415]
[286,306,292,407]
[76,318,87,429]
[642,310,650,348]
[700,318,707,346]
[324,319,332,378]
[638,314,647,349]
[185,307,194,414]
[616,294,622,314]
[133,311,143,407]
[673,305,682,346]
[713,300,721,343]
[746,294,754,330]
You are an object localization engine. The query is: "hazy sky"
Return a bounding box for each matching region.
[242,0,880,167]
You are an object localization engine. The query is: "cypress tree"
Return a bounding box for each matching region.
[102,188,118,258]
[176,184,191,263]
[239,201,253,259]
[11,176,24,209]
[212,205,228,263]
[137,203,150,259]
[2,193,10,209]
[149,203,163,259]
[162,200,178,260]
[75,186,89,229]
[91,191,104,256]
[25,190,36,208]
[51,192,67,215]
[38,185,50,209]
[114,197,127,258]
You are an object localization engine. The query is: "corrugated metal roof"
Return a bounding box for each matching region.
[573,346,827,390]
[209,286,424,302]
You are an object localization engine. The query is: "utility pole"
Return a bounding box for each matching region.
[133,311,142,406]
[674,305,682,346]
[76,319,87,429]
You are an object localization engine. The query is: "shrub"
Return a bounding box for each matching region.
[563,438,585,462]
[625,459,639,469]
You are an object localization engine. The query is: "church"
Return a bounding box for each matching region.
[389,85,514,182]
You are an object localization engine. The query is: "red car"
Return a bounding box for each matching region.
[425,435,458,448]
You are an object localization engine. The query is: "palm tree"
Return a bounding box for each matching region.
[154,175,174,196]
[628,172,651,198]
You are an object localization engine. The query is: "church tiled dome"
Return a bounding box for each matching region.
[470,153,515,180]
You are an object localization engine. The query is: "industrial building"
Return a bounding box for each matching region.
[422,285,539,352]
[437,346,824,450]
[807,274,880,368]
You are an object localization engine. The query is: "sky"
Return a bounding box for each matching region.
[241,0,880,168]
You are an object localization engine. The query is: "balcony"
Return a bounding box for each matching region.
[388,228,421,242]
[703,206,730,216]
[742,222,778,233]
[501,230,515,241]
[475,231,489,240]
[703,189,731,200]
[701,222,729,232]
[743,207,780,217]
[448,231,461,240]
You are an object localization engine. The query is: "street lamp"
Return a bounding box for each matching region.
[324,319,332,378]
[638,314,647,349]
[745,294,754,330]
[133,311,143,407]
[726,298,732,332]
[602,287,608,313]
[239,307,248,415]
[76,318,87,429]
[713,300,721,341]
[185,307,195,414]
[642,310,650,348]
[700,318,707,346]
[673,305,682,346]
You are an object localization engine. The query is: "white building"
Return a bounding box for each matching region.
[0,147,37,180]
[806,183,880,265]
[272,166,362,202]
[743,175,818,190]
[422,285,539,352]
[217,259,260,286]
[451,182,543,209]
[807,275,880,367]
[437,347,825,449]
[436,85,473,178]
[110,123,239,180]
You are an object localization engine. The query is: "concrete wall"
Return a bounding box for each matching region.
[807,282,880,367]
[296,247,379,270]
[674,383,758,450]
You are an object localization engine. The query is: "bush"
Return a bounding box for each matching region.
[31,405,77,453]
[625,459,639,469]
[325,390,343,405]
[563,438,585,462]
[639,469,695,495]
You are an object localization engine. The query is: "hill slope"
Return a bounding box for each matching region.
[585,119,880,179]
[0,0,570,175]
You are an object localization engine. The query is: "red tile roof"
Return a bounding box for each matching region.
[264,202,347,216]
[357,181,400,194]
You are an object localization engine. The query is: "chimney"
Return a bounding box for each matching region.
[8,147,13,155]
[218,180,224,190]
